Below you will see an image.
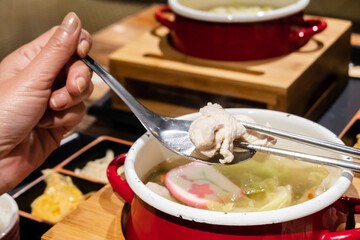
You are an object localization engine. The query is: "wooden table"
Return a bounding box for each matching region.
[42,5,360,240]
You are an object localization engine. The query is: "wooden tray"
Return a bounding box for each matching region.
[109,15,351,120]
[41,185,126,240]
[339,109,360,141]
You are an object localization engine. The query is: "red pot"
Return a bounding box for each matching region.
[155,0,327,61]
[108,109,360,239]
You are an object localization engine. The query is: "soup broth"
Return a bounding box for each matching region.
[205,4,274,14]
[145,152,339,212]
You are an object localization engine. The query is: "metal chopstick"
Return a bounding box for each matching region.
[236,142,360,172]
[239,121,360,158]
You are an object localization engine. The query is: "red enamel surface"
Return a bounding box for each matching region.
[155,5,326,61]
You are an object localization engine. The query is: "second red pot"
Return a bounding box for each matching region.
[155,0,327,61]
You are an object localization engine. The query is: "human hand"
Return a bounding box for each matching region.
[0,12,93,194]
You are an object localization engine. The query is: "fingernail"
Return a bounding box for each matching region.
[78,40,90,57]
[61,12,79,33]
[51,93,68,108]
[77,77,87,93]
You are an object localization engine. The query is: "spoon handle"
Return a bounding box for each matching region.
[237,142,360,172]
[81,56,161,131]
[239,121,360,158]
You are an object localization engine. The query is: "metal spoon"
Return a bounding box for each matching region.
[82,56,360,171]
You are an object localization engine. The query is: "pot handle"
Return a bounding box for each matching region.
[320,197,360,240]
[107,153,134,203]
[290,19,327,45]
[155,5,175,29]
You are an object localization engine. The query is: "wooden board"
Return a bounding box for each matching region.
[339,109,360,139]
[109,15,351,120]
[41,185,126,240]
[349,33,360,78]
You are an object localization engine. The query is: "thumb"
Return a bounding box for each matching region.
[22,12,82,89]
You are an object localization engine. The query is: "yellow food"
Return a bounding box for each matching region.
[354,134,360,148]
[31,170,84,223]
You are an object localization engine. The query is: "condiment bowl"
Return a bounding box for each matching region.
[0,194,20,240]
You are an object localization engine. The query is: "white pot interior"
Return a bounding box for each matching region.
[169,0,309,22]
[125,109,353,226]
